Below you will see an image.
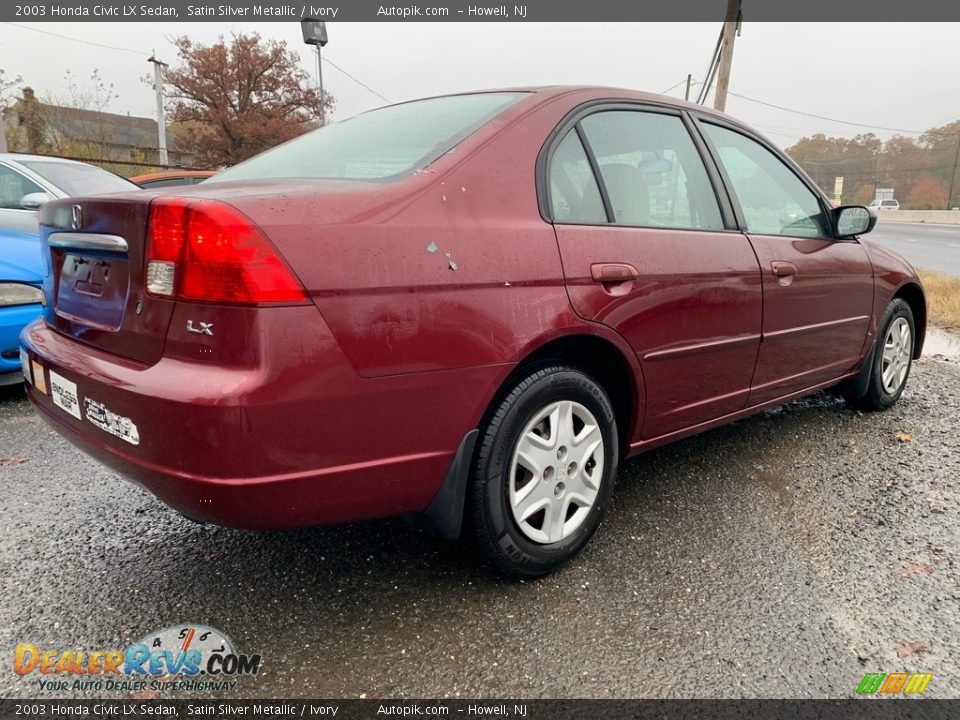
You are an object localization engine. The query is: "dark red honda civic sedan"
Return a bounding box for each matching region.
[21,87,925,576]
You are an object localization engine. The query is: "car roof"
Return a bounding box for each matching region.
[422,85,737,120]
[0,153,92,166]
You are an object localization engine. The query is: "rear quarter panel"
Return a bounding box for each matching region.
[229,93,594,378]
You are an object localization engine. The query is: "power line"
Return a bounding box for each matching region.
[659,78,689,96]
[5,22,144,55]
[322,56,391,104]
[5,22,392,107]
[685,78,959,138]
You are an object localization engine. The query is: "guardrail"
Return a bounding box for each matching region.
[876,210,960,225]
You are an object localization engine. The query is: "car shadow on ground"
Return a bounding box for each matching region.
[89,389,856,596]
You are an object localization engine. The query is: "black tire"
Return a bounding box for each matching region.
[846,298,915,411]
[469,365,619,577]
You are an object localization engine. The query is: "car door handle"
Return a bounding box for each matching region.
[590,263,639,283]
[770,261,797,277]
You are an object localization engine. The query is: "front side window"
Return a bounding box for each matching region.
[701,123,829,238]
[579,111,724,230]
[0,164,43,209]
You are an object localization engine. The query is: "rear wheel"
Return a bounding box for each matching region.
[847,298,915,411]
[470,365,618,577]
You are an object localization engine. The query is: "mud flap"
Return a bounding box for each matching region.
[408,429,478,540]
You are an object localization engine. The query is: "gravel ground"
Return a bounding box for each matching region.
[0,352,958,699]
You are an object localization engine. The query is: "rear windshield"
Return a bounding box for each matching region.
[19,160,138,196]
[208,93,524,183]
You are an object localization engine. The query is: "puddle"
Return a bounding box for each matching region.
[924,327,960,359]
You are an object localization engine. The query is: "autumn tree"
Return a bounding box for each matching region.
[920,121,960,209]
[0,68,21,105]
[906,177,948,210]
[1,68,22,151]
[880,136,929,196]
[161,33,332,167]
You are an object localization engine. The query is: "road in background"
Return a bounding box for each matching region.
[869,222,960,277]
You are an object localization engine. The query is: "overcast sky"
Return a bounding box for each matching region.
[2,22,958,148]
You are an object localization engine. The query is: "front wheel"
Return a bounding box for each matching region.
[469,365,619,577]
[847,298,915,411]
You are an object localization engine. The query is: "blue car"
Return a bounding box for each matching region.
[1,229,43,386]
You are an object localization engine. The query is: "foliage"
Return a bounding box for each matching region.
[786,121,960,210]
[161,32,332,167]
[906,177,948,210]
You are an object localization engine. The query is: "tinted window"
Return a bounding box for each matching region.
[209,93,523,183]
[702,124,829,238]
[881,200,898,206]
[549,130,606,224]
[18,160,137,196]
[0,164,44,209]
[579,111,724,230]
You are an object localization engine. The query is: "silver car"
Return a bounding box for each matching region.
[0,153,139,233]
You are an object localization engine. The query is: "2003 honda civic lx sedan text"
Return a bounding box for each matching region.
[20,87,926,576]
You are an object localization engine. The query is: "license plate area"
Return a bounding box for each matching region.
[55,253,130,332]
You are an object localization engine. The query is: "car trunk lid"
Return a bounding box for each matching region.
[38,196,174,365]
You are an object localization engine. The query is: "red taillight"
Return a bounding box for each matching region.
[146,199,307,305]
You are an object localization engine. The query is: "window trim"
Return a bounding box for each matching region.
[690,113,844,241]
[536,99,738,231]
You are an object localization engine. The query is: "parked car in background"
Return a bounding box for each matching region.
[130,170,216,189]
[1,228,43,385]
[868,198,900,211]
[20,87,926,577]
[0,153,139,233]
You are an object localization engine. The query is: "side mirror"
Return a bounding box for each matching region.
[834,205,876,238]
[19,192,51,210]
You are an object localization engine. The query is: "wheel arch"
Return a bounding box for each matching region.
[415,327,643,540]
[893,281,926,359]
[481,329,644,454]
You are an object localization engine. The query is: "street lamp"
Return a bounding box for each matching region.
[301,19,328,127]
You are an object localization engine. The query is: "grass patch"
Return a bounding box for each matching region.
[917,270,960,329]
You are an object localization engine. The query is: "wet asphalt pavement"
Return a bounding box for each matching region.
[0,350,958,700]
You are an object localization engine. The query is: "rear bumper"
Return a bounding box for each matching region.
[20,310,503,529]
[0,303,42,376]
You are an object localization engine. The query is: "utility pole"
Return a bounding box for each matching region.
[316,46,326,127]
[713,0,741,113]
[147,52,168,166]
[684,74,692,101]
[301,20,329,127]
[948,134,960,210]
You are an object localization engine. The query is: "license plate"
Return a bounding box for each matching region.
[20,349,31,384]
[31,360,47,395]
[49,371,81,419]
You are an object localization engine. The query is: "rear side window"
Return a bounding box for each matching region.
[701,123,829,238]
[579,111,724,230]
[209,93,523,183]
[548,131,606,224]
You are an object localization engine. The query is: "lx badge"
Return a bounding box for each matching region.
[186,321,214,336]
